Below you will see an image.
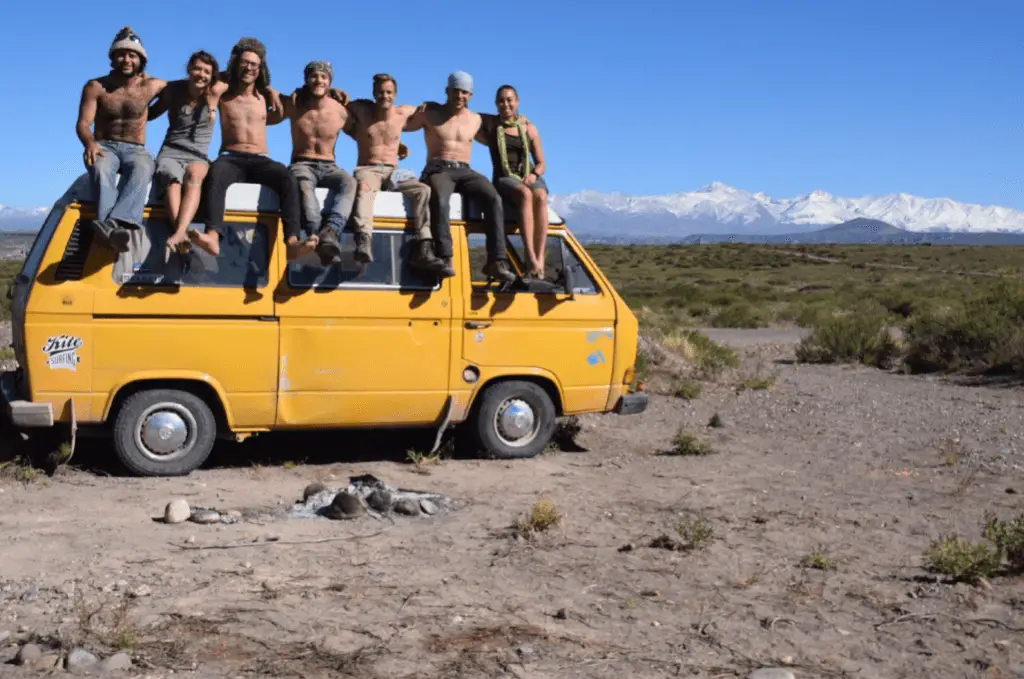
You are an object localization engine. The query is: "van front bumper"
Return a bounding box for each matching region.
[613,391,648,416]
[0,370,53,428]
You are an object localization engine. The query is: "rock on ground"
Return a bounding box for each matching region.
[65,647,98,671]
[748,669,796,679]
[163,498,190,524]
[15,642,42,665]
[97,652,133,672]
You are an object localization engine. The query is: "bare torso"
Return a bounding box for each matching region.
[91,75,164,144]
[289,95,347,162]
[218,87,270,154]
[350,102,416,166]
[422,104,481,163]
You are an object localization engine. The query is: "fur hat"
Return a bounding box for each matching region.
[304,60,333,84]
[108,26,147,67]
[227,37,271,88]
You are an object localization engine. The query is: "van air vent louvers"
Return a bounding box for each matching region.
[53,220,94,281]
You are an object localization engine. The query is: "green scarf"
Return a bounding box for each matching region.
[497,116,531,180]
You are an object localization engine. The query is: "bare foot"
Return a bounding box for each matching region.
[188,228,220,257]
[166,231,192,255]
[286,235,319,261]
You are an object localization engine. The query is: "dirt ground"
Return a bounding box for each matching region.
[1,327,1023,679]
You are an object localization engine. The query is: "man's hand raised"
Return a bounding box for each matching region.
[329,88,349,106]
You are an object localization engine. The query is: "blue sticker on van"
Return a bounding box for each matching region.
[587,350,606,366]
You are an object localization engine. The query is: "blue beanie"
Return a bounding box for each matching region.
[447,70,473,94]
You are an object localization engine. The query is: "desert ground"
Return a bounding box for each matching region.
[1,323,1022,679]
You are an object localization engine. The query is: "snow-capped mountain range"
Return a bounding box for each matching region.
[548,182,1024,238]
[3,183,1024,238]
[0,205,48,232]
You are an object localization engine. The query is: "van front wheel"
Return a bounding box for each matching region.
[473,381,557,460]
[112,389,217,476]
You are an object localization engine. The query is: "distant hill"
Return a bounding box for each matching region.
[578,218,1024,246]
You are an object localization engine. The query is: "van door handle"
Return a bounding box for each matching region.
[465,321,492,329]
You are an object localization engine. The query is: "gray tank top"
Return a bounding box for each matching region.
[161,86,214,156]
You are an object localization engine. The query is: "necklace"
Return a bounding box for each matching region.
[496,116,531,180]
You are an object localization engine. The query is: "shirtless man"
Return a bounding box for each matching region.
[277,61,356,265]
[345,73,445,275]
[191,38,309,260]
[75,26,167,252]
[147,50,219,254]
[408,71,516,284]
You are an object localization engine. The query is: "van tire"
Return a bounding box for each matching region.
[472,381,556,460]
[112,389,217,476]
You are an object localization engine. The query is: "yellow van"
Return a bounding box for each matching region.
[1,174,647,476]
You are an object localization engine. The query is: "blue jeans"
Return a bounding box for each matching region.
[88,140,155,228]
[288,159,357,238]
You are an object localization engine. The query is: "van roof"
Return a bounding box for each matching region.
[56,172,566,225]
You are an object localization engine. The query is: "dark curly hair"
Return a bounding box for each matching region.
[226,37,271,98]
[186,50,220,88]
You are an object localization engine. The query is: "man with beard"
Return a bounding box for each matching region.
[190,38,310,260]
[344,73,445,275]
[275,61,357,265]
[147,50,220,254]
[408,71,516,284]
[75,26,167,252]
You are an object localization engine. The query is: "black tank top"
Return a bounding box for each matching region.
[485,119,530,179]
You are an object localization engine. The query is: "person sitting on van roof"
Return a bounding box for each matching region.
[406,71,517,285]
[75,26,168,253]
[147,50,221,255]
[344,74,447,276]
[476,85,549,280]
[275,61,357,266]
[189,38,312,261]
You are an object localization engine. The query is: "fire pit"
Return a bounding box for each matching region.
[289,474,453,521]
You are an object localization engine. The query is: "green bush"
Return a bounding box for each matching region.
[710,302,768,329]
[795,305,900,368]
[903,282,1024,376]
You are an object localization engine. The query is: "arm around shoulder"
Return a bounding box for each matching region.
[403,101,437,132]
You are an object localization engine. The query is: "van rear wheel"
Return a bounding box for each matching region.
[112,389,217,477]
[472,381,557,460]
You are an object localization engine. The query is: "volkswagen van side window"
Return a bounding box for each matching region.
[502,233,600,296]
[287,231,438,291]
[111,218,269,289]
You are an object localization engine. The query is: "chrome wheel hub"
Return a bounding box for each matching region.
[494,398,538,447]
[135,403,198,462]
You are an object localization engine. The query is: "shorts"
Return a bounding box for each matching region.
[155,146,209,191]
[494,174,549,201]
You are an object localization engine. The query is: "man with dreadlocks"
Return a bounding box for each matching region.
[275,60,358,266]
[190,37,310,260]
[75,26,168,252]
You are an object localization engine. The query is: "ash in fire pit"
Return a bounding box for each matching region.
[289,474,452,521]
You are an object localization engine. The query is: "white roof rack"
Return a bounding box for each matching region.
[57,172,565,225]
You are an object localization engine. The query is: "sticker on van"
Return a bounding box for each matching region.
[42,334,83,371]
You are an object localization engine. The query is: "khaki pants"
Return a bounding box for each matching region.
[352,165,431,240]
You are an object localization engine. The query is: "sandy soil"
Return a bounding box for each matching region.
[1,328,1022,679]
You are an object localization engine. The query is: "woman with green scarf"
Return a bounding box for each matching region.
[477,85,549,279]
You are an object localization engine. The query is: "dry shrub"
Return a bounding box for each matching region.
[796,305,900,368]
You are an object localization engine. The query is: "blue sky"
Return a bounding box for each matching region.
[1,0,1022,209]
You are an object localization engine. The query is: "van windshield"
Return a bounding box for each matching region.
[17,204,63,284]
